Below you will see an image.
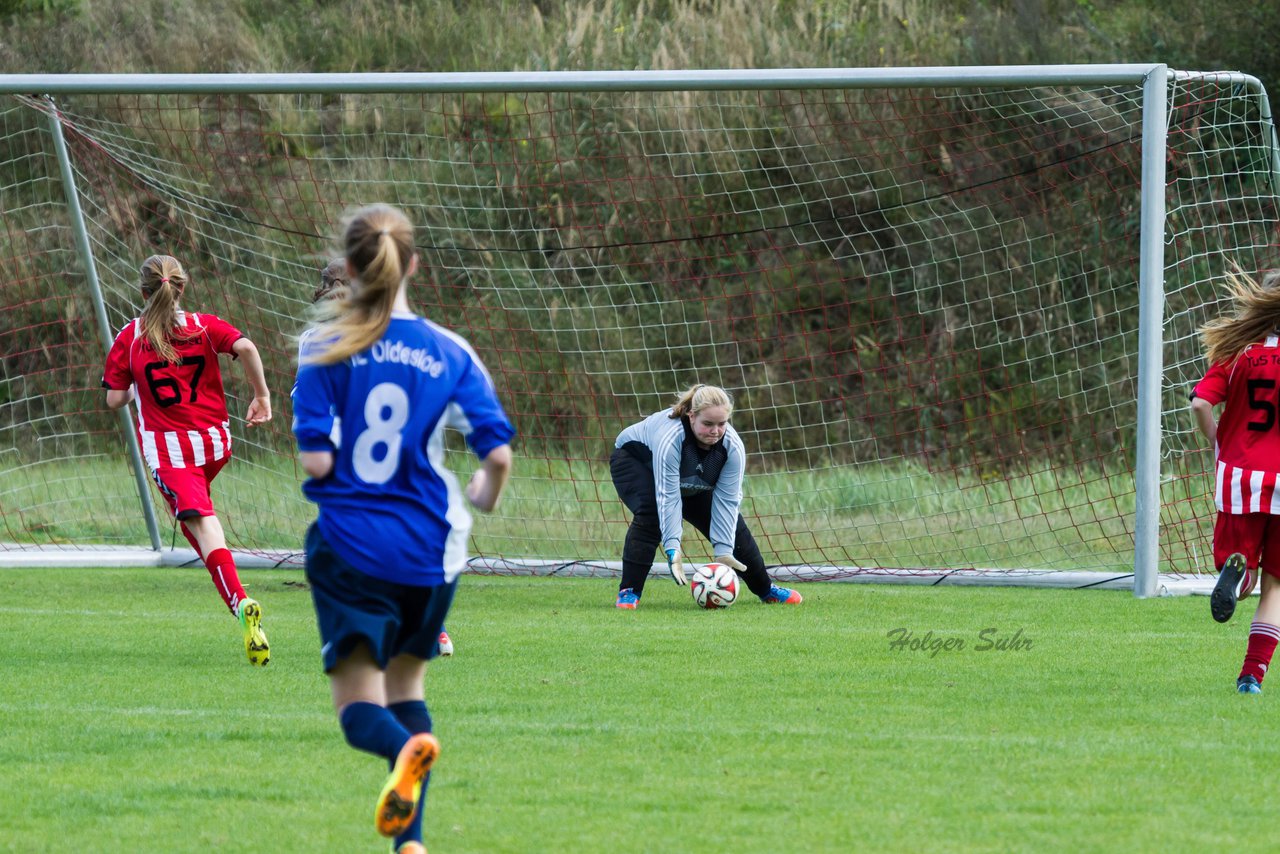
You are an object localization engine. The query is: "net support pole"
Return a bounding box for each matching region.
[45,101,163,552]
[1252,78,1280,193]
[1133,65,1170,598]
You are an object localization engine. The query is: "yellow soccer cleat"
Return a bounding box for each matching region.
[237,598,270,666]
[375,732,440,838]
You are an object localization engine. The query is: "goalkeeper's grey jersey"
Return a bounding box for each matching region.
[615,408,745,554]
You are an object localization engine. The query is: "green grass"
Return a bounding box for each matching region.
[0,569,1270,852]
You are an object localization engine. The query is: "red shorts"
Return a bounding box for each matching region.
[151,456,229,520]
[1214,512,1280,579]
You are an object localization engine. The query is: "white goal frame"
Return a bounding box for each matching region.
[0,64,1275,598]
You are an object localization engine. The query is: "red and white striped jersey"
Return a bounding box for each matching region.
[102,311,243,470]
[1194,334,1280,514]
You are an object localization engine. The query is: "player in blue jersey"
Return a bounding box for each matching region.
[312,256,454,657]
[293,204,514,850]
[610,383,802,609]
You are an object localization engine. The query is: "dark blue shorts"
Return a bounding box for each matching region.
[304,522,457,673]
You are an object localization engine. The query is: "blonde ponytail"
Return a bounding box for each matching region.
[138,254,189,364]
[305,205,415,366]
[669,383,732,419]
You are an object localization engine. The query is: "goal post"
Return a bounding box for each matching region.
[44,98,164,553]
[0,66,1276,596]
[1133,64,1169,599]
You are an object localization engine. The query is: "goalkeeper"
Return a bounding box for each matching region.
[610,383,802,609]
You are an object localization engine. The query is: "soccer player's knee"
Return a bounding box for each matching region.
[630,514,660,533]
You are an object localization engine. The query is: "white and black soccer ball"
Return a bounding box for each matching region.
[690,562,739,609]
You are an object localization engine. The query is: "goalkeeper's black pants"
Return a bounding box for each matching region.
[609,445,771,598]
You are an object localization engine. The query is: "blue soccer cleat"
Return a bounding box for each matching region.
[1238,675,1263,694]
[615,588,639,609]
[760,585,803,605]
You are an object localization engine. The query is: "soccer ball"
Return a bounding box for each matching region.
[690,562,739,610]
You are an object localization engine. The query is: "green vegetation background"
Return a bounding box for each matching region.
[0,0,1267,564]
[3,1,1272,470]
[0,0,1276,97]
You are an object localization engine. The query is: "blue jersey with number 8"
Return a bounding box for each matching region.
[292,312,515,585]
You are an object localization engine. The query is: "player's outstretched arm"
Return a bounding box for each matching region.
[467,444,513,513]
[232,337,272,426]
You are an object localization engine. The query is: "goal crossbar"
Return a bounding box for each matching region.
[0,65,1172,94]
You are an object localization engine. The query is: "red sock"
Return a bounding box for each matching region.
[205,548,247,615]
[1241,621,1280,683]
[179,522,204,562]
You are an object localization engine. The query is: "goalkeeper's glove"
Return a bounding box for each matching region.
[665,548,687,586]
[714,553,747,573]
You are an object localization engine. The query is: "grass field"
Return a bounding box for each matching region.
[0,568,1269,853]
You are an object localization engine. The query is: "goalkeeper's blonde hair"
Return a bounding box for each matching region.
[1201,266,1280,365]
[313,257,351,304]
[304,204,415,365]
[669,383,732,419]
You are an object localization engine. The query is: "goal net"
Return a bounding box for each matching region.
[0,68,1274,585]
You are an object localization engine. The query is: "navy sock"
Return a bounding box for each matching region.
[389,700,434,848]
[338,701,411,761]
[389,699,433,735]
